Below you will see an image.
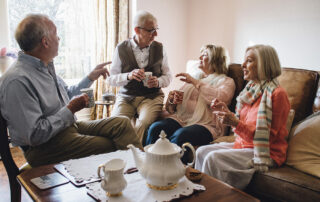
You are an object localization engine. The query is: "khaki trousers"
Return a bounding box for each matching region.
[25,116,141,167]
[111,95,164,143]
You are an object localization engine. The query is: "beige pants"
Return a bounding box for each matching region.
[25,116,141,167]
[111,95,164,143]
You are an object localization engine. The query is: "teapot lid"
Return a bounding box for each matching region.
[146,131,181,155]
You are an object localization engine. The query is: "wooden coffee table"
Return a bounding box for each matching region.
[17,164,259,202]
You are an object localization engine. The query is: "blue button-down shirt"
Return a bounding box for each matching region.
[0,52,93,146]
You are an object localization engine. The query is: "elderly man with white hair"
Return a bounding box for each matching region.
[108,10,172,143]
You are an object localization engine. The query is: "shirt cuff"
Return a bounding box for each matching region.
[81,76,94,87]
[60,106,76,127]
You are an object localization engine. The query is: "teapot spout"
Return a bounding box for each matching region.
[127,144,144,171]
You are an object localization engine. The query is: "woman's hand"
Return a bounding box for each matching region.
[176,73,198,86]
[213,111,239,127]
[210,98,229,112]
[168,90,183,104]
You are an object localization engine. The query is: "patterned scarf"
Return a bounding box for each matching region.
[235,79,279,167]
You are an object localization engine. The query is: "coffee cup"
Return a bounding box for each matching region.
[143,72,153,87]
[80,88,94,108]
[97,159,127,197]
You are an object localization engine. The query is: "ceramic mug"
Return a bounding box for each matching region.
[97,158,127,197]
[143,72,153,87]
[80,88,94,108]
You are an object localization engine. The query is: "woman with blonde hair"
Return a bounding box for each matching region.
[195,44,290,189]
[146,44,235,163]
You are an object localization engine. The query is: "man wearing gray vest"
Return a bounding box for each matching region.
[108,11,172,143]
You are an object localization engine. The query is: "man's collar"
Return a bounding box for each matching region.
[18,51,53,70]
[131,35,150,50]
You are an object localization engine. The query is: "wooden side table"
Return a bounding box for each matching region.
[95,100,115,118]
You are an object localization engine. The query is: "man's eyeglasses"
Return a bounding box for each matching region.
[138,27,159,34]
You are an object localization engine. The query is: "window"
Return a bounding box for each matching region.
[8,0,97,83]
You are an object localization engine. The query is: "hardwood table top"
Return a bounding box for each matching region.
[17,164,259,202]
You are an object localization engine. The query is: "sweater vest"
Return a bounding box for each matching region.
[118,39,164,98]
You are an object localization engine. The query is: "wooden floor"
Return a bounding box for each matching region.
[0,147,33,202]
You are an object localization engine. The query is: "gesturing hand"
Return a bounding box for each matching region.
[176,73,198,86]
[67,94,89,114]
[88,61,111,81]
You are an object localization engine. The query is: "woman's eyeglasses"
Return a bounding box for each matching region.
[138,27,159,34]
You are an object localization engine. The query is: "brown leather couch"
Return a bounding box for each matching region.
[225,65,320,202]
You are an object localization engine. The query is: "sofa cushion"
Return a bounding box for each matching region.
[286,112,320,178]
[247,165,320,202]
[278,68,319,125]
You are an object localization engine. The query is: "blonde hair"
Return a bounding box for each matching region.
[15,14,51,52]
[133,10,157,28]
[246,44,281,80]
[200,44,229,75]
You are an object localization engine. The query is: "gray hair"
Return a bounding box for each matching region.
[200,44,229,75]
[133,10,157,28]
[246,44,281,80]
[15,14,51,52]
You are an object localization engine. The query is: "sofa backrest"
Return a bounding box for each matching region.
[227,64,246,112]
[227,65,320,126]
[278,68,319,125]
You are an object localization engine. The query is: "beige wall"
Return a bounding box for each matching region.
[187,0,320,71]
[0,0,9,48]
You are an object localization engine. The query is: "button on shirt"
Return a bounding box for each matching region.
[108,37,172,87]
[0,52,93,146]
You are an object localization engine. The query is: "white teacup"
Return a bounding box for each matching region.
[97,159,127,197]
[143,72,153,87]
[80,88,94,108]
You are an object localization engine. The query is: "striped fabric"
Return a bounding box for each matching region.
[235,79,279,167]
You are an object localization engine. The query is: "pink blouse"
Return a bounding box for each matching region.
[168,75,235,139]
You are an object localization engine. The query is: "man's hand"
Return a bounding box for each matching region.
[128,69,145,81]
[88,61,111,81]
[146,76,159,88]
[67,94,89,114]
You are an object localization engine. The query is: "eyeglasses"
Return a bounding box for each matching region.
[138,27,159,34]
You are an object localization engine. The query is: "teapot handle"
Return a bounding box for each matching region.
[181,142,195,167]
[97,164,105,179]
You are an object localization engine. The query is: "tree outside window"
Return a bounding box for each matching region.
[8,0,97,83]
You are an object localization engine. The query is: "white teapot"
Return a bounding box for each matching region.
[127,131,195,190]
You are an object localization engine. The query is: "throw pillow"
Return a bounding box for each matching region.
[286,112,320,178]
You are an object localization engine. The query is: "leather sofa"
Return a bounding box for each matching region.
[225,65,320,202]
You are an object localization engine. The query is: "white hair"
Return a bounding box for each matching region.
[133,10,157,28]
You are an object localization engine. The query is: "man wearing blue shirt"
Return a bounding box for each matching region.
[0,14,141,167]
